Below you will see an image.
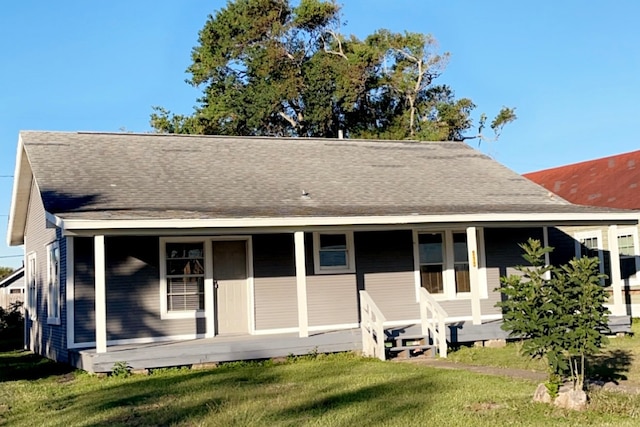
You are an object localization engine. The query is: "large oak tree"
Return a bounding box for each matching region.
[151,0,515,140]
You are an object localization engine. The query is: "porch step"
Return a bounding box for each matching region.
[387,334,435,359]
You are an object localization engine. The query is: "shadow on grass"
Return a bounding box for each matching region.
[33,358,442,426]
[588,348,634,383]
[0,351,75,382]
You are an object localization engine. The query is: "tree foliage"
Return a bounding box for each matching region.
[151,0,515,140]
[498,239,610,392]
[0,267,14,281]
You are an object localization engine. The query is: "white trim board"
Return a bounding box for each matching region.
[53,211,640,234]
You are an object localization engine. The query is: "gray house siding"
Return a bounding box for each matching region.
[24,181,67,362]
[74,236,205,345]
[484,227,544,313]
[73,237,95,343]
[355,230,418,321]
[253,234,298,330]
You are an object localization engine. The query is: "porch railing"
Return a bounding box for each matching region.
[359,290,387,361]
[419,288,449,358]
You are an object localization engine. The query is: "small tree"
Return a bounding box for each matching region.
[498,239,609,393]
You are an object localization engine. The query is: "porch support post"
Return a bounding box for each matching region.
[94,235,107,353]
[294,231,309,337]
[467,227,482,325]
[542,227,551,280]
[607,225,625,316]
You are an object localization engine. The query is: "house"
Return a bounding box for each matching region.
[0,266,24,310]
[7,131,639,372]
[524,150,640,316]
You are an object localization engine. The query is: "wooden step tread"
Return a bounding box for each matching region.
[389,344,434,352]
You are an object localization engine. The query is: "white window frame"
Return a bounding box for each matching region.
[26,251,37,320]
[574,230,605,285]
[413,229,474,300]
[617,227,640,285]
[46,241,61,325]
[160,237,208,320]
[313,231,356,274]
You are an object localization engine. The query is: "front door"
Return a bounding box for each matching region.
[213,240,249,335]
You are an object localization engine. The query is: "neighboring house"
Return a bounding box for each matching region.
[7,131,639,372]
[524,150,640,317]
[0,266,24,311]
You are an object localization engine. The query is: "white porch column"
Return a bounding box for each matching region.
[294,231,309,337]
[607,225,625,316]
[542,227,551,280]
[467,227,482,325]
[94,235,107,353]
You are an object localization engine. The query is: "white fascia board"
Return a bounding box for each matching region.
[56,211,640,233]
[7,136,33,246]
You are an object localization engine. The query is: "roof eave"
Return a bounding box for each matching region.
[55,211,640,233]
[7,135,33,246]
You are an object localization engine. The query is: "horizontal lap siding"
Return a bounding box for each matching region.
[484,227,544,318]
[307,275,358,327]
[356,231,418,321]
[253,234,298,330]
[105,236,205,340]
[24,182,66,361]
[439,299,471,318]
[74,237,96,343]
[74,236,206,344]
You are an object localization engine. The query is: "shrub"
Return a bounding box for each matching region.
[497,238,609,392]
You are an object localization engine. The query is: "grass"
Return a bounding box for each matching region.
[1,351,640,426]
[447,319,640,384]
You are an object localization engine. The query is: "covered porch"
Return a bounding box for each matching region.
[69,328,362,373]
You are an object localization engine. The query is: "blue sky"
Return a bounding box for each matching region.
[1,0,640,267]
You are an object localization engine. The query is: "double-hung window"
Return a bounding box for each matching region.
[163,242,205,315]
[574,230,605,285]
[617,228,640,283]
[47,242,61,325]
[417,230,471,297]
[313,232,355,274]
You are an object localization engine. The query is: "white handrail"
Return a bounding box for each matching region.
[359,290,387,361]
[419,288,449,358]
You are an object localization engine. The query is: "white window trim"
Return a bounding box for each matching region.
[160,237,208,320]
[46,241,61,325]
[26,251,37,321]
[574,230,605,284]
[617,226,640,286]
[159,236,254,332]
[413,229,479,301]
[312,231,356,274]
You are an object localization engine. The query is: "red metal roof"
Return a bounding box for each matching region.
[524,150,640,210]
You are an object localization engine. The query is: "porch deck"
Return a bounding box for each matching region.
[69,328,362,373]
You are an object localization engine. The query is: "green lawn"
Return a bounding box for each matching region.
[447,319,640,384]
[1,351,639,426]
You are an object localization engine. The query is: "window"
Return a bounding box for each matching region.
[313,232,355,274]
[164,242,205,313]
[453,232,471,293]
[417,230,472,297]
[26,252,37,320]
[617,228,640,283]
[418,233,444,293]
[47,242,61,325]
[574,231,605,285]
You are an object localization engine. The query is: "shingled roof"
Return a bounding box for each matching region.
[524,150,640,210]
[8,131,638,245]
